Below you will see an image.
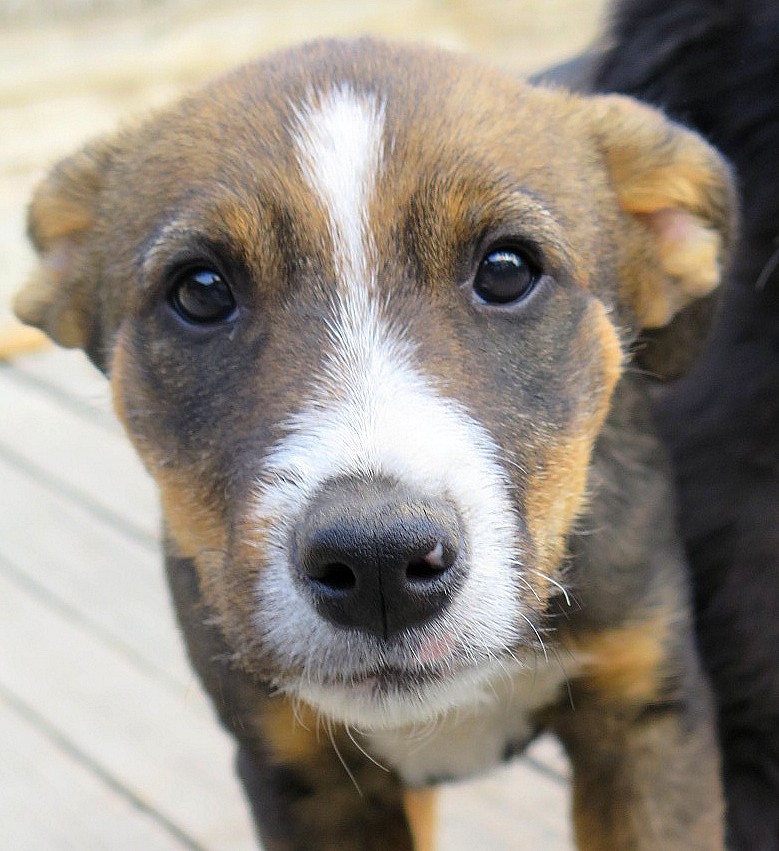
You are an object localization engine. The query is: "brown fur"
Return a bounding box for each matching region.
[565,700,725,851]
[15,38,735,849]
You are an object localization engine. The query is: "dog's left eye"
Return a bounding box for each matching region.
[473,247,540,305]
[169,268,237,324]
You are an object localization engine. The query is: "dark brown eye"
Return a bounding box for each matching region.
[473,247,540,305]
[170,268,237,324]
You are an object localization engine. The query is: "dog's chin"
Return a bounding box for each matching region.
[286,658,509,730]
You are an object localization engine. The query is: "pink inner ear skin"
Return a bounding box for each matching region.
[648,207,702,247]
[635,205,722,328]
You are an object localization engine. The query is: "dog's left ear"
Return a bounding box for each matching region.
[14,136,116,367]
[589,94,737,379]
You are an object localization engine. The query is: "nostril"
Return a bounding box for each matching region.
[405,541,457,583]
[406,559,446,582]
[308,561,356,592]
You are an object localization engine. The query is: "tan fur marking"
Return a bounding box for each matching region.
[571,613,671,705]
[613,164,721,217]
[403,788,438,851]
[261,698,322,765]
[524,432,593,575]
[109,334,129,418]
[14,260,89,348]
[156,474,227,557]
[30,195,93,245]
[524,303,623,576]
[589,301,625,409]
[14,268,58,328]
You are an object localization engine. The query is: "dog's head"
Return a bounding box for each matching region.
[16,39,734,728]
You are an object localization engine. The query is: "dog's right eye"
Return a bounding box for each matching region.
[169,268,237,325]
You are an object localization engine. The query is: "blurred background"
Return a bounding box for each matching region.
[1,2,606,848]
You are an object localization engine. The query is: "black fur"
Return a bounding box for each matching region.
[595,2,779,848]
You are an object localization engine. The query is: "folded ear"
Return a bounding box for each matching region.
[14,137,116,363]
[589,94,737,379]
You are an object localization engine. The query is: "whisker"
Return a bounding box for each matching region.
[515,573,543,604]
[405,716,443,751]
[344,724,389,772]
[290,696,314,735]
[518,612,549,663]
[531,570,571,607]
[325,718,362,795]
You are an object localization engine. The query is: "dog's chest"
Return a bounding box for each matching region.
[366,661,569,786]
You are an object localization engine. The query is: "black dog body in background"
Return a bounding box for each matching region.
[594,1,779,847]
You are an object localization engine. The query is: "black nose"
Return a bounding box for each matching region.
[294,478,465,639]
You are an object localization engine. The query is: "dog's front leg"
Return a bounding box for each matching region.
[234,707,428,851]
[234,696,435,851]
[555,624,726,850]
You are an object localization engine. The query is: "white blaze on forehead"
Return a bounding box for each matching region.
[293,84,385,291]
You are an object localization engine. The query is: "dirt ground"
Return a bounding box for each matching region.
[1,0,608,329]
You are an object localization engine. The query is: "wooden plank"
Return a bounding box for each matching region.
[0,364,159,543]
[0,692,190,851]
[5,348,121,434]
[0,456,193,692]
[0,569,257,850]
[525,734,571,782]
[440,757,574,851]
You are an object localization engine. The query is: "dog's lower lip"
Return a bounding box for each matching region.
[334,664,445,694]
[351,668,436,697]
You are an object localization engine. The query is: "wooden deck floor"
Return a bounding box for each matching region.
[0,1,610,847]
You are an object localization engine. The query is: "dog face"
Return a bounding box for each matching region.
[16,39,733,729]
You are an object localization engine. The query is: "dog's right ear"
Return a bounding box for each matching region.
[14,138,116,364]
[588,94,737,380]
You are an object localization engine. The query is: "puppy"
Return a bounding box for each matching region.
[594,1,779,847]
[15,38,735,850]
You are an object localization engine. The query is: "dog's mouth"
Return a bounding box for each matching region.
[247,466,537,728]
[326,660,449,695]
[278,636,523,729]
